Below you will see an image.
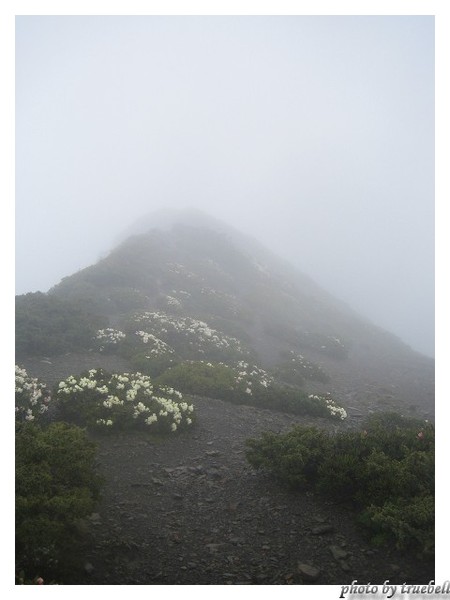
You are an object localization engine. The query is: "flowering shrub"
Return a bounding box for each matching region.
[163,295,182,309]
[308,393,347,420]
[135,331,174,355]
[55,368,194,433]
[246,412,434,559]
[94,328,126,351]
[234,360,274,394]
[157,360,275,402]
[15,365,51,422]
[156,360,346,420]
[128,311,249,361]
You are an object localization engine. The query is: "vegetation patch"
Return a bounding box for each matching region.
[245,412,434,559]
[55,368,194,433]
[15,365,52,423]
[16,421,102,583]
[274,350,330,384]
[15,292,107,357]
[156,360,347,420]
[124,310,251,362]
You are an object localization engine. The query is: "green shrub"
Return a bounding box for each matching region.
[129,350,180,378]
[275,350,330,384]
[16,422,102,582]
[362,494,435,558]
[246,426,332,489]
[245,413,434,558]
[156,360,347,420]
[15,292,107,357]
[156,361,238,401]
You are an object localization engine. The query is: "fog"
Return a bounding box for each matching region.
[15,15,435,357]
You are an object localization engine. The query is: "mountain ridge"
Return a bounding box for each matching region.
[18,210,434,418]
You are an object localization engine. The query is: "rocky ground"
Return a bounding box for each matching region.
[20,353,435,586]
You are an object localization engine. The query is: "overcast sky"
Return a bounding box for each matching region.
[15,14,435,357]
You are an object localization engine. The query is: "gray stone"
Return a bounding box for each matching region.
[84,562,94,574]
[206,467,222,479]
[311,524,334,535]
[329,545,348,560]
[205,543,222,553]
[205,450,221,456]
[297,563,321,582]
[88,512,102,523]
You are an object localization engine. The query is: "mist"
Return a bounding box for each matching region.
[15,15,434,357]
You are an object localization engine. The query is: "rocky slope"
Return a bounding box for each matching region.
[44,210,434,419]
[21,353,434,586]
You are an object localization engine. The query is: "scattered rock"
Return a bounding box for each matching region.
[205,450,221,456]
[206,467,222,480]
[84,562,94,574]
[88,512,102,524]
[311,524,334,535]
[205,543,222,553]
[329,545,348,561]
[19,356,435,586]
[298,563,321,582]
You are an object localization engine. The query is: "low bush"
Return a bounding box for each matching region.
[156,360,347,420]
[15,292,107,357]
[129,350,179,378]
[245,412,434,559]
[156,360,238,401]
[275,350,330,384]
[16,421,102,582]
[245,426,332,489]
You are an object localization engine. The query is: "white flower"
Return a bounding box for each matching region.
[96,385,109,394]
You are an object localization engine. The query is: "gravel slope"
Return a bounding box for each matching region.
[19,353,434,586]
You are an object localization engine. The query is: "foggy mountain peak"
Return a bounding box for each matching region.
[16,208,432,419]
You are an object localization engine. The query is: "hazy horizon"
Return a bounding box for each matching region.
[15,15,435,357]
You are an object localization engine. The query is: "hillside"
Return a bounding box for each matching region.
[15,211,435,585]
[18,209,432,419]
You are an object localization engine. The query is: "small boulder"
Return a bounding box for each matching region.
[297,563,321,582]
[329,545,348,560]
[311,524,335,535]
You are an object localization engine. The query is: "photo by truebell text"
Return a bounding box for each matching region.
[339,581,450,599]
